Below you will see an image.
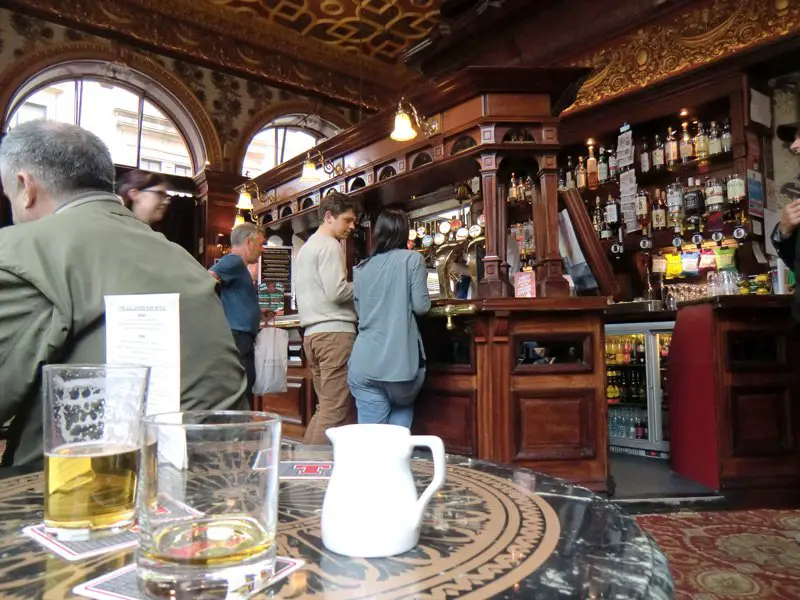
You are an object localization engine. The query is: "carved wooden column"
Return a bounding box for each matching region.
[535,152,569,297]
[194,169,247,268]
[479,153,512,297]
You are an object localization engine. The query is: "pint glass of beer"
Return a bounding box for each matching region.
[137,411,281,600]
[42,364,151,539]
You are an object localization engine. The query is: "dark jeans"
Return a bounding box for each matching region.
[232,330,256,407]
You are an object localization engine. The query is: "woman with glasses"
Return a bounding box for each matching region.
[116,170,171,225]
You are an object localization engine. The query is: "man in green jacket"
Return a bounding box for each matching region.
[0,120,247,466]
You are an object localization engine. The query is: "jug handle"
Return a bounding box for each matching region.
[408,435,446,526]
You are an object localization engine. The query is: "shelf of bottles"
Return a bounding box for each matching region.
[606,324,673,459]
[560,111,755,288]
[507,171,537,270]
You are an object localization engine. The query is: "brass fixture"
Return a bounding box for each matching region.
[301,151,344,182]
[428,303,479,330]
[390,97,439,142]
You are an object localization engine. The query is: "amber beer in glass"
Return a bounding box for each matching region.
[42,364,151,539]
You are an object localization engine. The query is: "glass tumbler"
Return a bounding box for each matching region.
[137,411,282,600]
[42,364,151,540]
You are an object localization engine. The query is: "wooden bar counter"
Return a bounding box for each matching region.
[669,295,800,502]
[264,296,609,492]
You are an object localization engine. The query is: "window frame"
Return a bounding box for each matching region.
[4,64,203,174]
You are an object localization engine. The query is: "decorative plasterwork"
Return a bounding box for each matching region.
[0,41,224,168]
[196,0,443,64]
[562,0,800,113]
[3,0,405,110]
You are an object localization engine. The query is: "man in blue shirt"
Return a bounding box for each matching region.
[210,223,265,404]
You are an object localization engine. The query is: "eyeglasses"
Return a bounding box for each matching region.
[141,188,171,201]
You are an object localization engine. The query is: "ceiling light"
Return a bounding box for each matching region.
[233,212,245,230]
[300,155,319,182]
[300,151,343,183]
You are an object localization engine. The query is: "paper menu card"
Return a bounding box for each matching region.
[104,294,181,416]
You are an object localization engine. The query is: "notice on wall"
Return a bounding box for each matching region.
[261,246,293,293]
[616,129,634,168]
[104,294,181,416]
[747,169,764,219]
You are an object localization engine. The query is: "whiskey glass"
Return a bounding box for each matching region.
[42,364,151,540]
[137,411,282,600]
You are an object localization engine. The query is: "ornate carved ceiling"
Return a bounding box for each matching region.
[4,0,446,110]
[201,0,444,63]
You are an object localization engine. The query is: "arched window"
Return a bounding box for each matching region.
[4,65,203,176]
[242,114,342,176]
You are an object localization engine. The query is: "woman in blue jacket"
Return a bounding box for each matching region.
[348,208,431,427]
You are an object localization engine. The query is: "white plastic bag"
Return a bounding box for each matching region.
[253,327,288,394]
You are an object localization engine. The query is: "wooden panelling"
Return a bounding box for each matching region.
[413,387,477,456]
[484,94,550,119]
[729,386,793,457]
[511,388,597,461]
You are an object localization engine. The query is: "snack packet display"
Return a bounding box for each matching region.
[681,251,699,277]
[698,249,716,272]
[714,247,736,272]
[665,253,683,280]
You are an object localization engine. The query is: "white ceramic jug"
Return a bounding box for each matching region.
[321,424,446,558]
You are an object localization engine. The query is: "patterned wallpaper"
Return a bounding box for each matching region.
[0,8,359,171]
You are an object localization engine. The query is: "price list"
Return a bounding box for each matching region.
[260,246,292,294]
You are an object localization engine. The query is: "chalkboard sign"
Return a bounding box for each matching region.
[260,246,292,294]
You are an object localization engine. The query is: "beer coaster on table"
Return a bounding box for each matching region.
[73,557,305,600]
[23,524,138,561]
[24,494,202,561]
[279,460,332,479]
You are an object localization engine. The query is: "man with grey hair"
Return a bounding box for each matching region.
[210,222,266,404]
[0,120,248,466]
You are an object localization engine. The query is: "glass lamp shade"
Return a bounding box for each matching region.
[236,189,254,211]
[233,212,245,229]
[390,109,417,142]
[300,158,319,183]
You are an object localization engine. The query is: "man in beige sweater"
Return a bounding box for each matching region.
[295,191,358,444]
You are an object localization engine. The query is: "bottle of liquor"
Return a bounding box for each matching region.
[598,147,609,183]
[652,134,665,171]
[679,122,694,164]
[600,210,613,240]
[727,173,746,236]
[608,146,619,180]
[651,190,667,231]
[605,194,619,236]
[593,196,603,236]
[576,156,587,190]
[558,166,566,191]
[639,137,651,174]
[636,189,651,233]
[587,144,599,190]
[721,119,733,153]
[704,177,725,214]
[667,179,685,232]
[684,177,705,234]
[694,122,709,160]
[666,127,679,168]
[708,121,722,156]
[636,334,646,365]
[566,157,576,188]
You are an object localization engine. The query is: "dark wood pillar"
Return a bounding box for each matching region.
[479,153,512,297]
[535,152,569,297]
[194,169,247,268]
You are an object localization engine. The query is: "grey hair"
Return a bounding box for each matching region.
[231,222,262,247]
[0,120,115,202]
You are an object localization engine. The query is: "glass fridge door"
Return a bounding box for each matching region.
[652,330,673,446]
[606,330,651,450]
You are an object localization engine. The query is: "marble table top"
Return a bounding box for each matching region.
[0,447,673,599]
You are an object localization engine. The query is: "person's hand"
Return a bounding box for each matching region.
[779,199,800,237]
[208,269,221,283]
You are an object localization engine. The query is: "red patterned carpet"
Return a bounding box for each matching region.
[636,510,800,599]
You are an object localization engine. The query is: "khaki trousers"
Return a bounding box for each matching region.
[303,332,356,445]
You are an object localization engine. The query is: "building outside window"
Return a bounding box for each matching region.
[5,78,194,176]
[241,114,343,176]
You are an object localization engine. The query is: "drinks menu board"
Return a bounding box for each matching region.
[260,246,292,294]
